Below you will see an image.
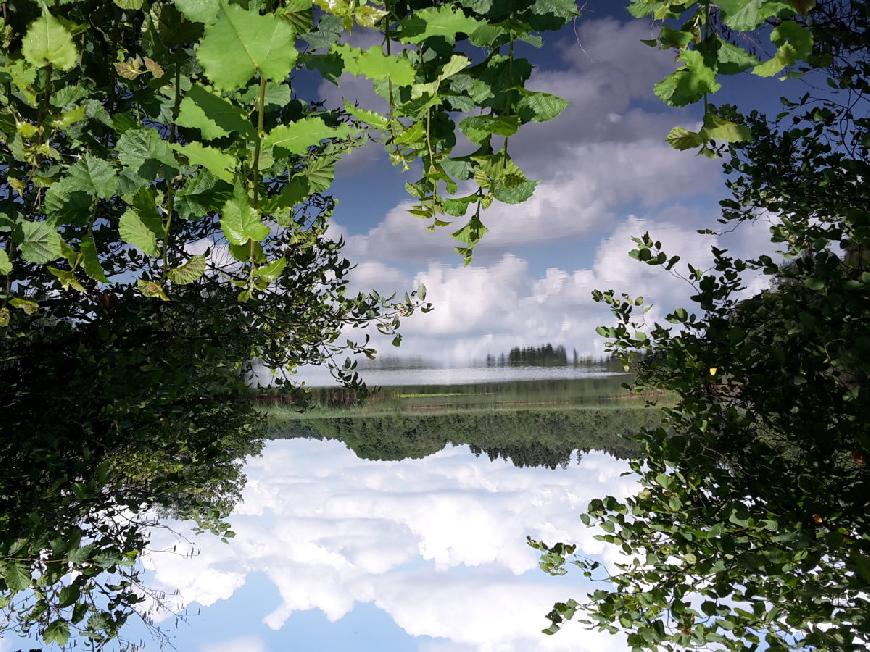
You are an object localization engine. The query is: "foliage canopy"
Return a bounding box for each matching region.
[531,1,869,650]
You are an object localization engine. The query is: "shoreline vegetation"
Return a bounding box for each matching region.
[261,376,667,468]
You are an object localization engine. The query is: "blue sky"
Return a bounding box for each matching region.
[305,0,784,365]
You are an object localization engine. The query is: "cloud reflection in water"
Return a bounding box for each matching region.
[144,439,636,651]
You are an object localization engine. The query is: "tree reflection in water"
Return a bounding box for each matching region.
[1,301,265,649]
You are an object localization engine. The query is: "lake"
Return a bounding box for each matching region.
[3,373,657,651]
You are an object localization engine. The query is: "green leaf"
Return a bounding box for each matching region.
[117,128,179,180]
[333,44,416,85]
[58,584,80,608]
[702,114,751,143]
[174,0,220,24]
[79,236,109,283]
[344,103,390,130]
[452,215,488,246]
[18,220,64,263]
[2,561,30,592]
[667,126,706,150]
[22,7,78,71]
[715,39,760,75]
[517,92,569,122]
[137,279,170,301]
[459,115,520,143]
[197,1,298,90]
[68,155,117,200]
[654,50,721,107]
[754,21,813,77]
[220,186,270,245]
[9,297,39,315]
[168,255,206,284]
[718,0,793,31]
[253,257,287,283]
[177,85,255,140]
[399,6,483,44]
[119,209,160,257]
[0,248,12,275]
[49,267,86,293]
[531,0,580,19]
[44,177,93,226]
[173,142,236,182]
[261,117,354,157]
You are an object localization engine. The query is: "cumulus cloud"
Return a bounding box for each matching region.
[143,440,636,651]
[341,214,717,361]
[201,636,269,652]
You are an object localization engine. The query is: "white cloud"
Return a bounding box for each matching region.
[143,441,636,651]
[200,636,268,652]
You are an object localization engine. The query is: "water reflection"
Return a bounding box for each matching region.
[2,325,649,651]
[140,439,635,651]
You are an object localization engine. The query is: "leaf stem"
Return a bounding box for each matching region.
[252,75,267,209]
[249,74,268,278]
[162,63,182,279]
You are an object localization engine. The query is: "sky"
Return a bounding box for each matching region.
[306,0,781,366]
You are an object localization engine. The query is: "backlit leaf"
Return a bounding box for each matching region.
[173,142,236,182]
[197,2,297,90]
[22,8,78,71]
[18,220,64,263]
[333,44,416,85]
[654,50,721,106]
[399,6,483,44]
[168,255,206,284]
[119,209,160,256]
[220,186,270,245]
[79,236,109,283]
[261,117,355,157]
[177,85,255,140]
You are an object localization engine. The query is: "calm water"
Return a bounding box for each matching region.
[4,375,648,651]
[135,439,634,651]
[257,364,621,387]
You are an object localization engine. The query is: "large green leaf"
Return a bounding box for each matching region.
[399,6,483,44]
[0,248,11,275]
[119,209,160,257]
[173,142,236,182]
[44,177,93,226]
[654,50,721,107]
[168,255,206,284]
[68,155,117,199]
[754,21,813,77]
[174,0,220,23]
[2,560,31,592]
[177,85,255,140]
[517,92,569,122]
[459,115,520,143]
[714,38,760,75]
[332,44,416,85]
[18,220,64,263]
[197,2,297,90]
[22,8,78,70]
[176,170,233,220]
[79,236,109,283]
[261,117,354,157]
[117,128,179,180]
[220,186,270,245]
[717,0,793,31]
